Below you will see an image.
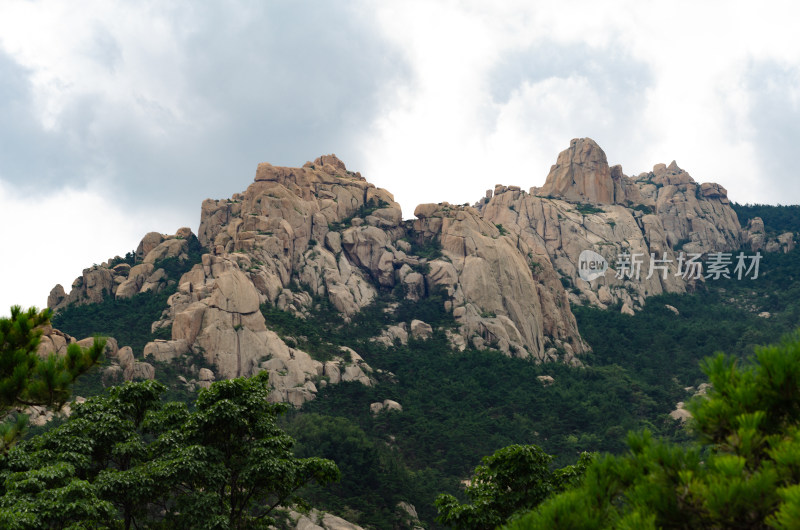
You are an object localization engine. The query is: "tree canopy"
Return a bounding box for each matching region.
[0,306,104,451]
[435,444,592,529]
[0,371,340,529]
[507,330,800,529]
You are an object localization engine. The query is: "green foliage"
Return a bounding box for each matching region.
[0,373,339,528]
[435,445,593,529]
[395,286,455,329]
[508,330,800,529]
[109,251,136,268]
[574,204,604,215]
[496,223,509,236]
[632,204,654,215]
[53,290,172,356]
[300,342,674,526]
[573,246,800,389]
[406,232,444,261]
[288,413,439,528]
[262,302,343,362]
[732,202,800,233]
[327,199,389,231]
[261,288,455,363]
[289,248,800,527]
[152,233,205,279]
[0,306,104,451]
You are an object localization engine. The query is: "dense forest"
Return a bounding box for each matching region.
[732,202,800,233]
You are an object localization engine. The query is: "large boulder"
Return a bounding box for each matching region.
[539,138,618,204]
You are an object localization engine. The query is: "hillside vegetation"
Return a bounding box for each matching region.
[43,239,800,528]
[732,202,800,233]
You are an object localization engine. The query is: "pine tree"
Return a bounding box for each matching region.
[508,330,800,529]
[0,372,340,528]
[0,306,104,451]
[435,444,592,529]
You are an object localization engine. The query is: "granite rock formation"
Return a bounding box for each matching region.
[49,140,769,403]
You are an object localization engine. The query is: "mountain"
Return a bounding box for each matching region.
[481,138,742,312]
[45,139,797,407]
[35,138,800,527]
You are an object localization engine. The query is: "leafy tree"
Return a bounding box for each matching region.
[0,372,340,529]
[0,306,104,451]
[435,444,593,529]
[159,371,340,529]
[508,330,800,529]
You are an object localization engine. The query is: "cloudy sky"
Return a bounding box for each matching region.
[2,0,800,314]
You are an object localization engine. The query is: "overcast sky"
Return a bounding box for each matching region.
[2,0,800,314]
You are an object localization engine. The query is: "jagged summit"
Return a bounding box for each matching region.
[479,138,745,313]
[539,138,619,204]
[536,138,733,209]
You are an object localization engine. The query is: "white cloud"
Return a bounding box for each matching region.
[361,0,800,215]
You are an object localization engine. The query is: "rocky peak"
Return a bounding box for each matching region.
[481,139,745,313]
[200,157,401,252]
[538,138,620,204]
[647,161,695,187]
[49,228,199,312]
[310,153,348,173]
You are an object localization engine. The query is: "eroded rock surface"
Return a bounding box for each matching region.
[413,202,585,361]
[480,138,744,310]
[49,228,198,311]
[49,142,759,404]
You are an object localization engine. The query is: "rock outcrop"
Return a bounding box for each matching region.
[196,155,403,318]
[370,399,403,415]
[145,154,588,393]
[413,202,586,361]
[538,138,619,204]
[285,509,364,530]
[142,157,407,404]
[480,139,744,310]
[49,228,199,311]
[49,140,767,405]
[743,217,796,253]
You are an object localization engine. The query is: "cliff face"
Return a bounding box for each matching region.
[481,138,744,311]
[49,139,774,405]
[167,154,586,374]
[413,203,584,362]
